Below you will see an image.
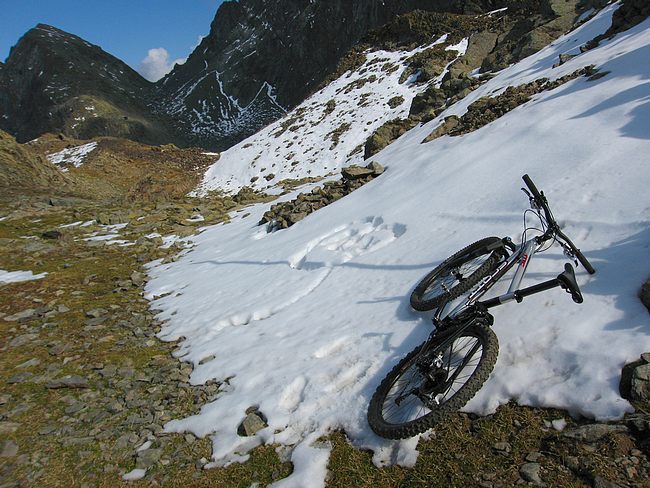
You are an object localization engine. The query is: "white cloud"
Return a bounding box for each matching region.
[138,48,185,82]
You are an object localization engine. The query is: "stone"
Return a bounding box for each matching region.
[421,115,460,143]
[45,375,90,389]
[7,372,34,384]
[341,165,374,180]
[367,161,384,176]
[16,358,41,369]
[0,440,19,457]
[631,363,650,400]
[136,448,163,469]
[238,411,268,436]
[4,309,37,322]
[563,424,628,442]
[85,308,107,319]
[0,422,21,434]
[526,451,542,462]
[9,333,39,347]
[493,441,511,453]
[520,463,543,485]
[130,271,146,286]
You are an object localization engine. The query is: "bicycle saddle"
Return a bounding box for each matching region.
[557,263,583,303]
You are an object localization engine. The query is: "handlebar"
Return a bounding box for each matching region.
[521,174,596,275]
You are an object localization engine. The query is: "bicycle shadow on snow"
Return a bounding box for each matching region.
[574,226,650,333]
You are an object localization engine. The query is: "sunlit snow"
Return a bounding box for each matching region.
[194,35,466,195]
[146,6,650,487]
[47,142,98,171]
[0,269,47,285]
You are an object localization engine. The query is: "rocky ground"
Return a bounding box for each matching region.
[1,187,650,487]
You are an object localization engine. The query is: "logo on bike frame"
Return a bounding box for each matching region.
[520,253,529,267]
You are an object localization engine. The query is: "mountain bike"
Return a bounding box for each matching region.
[368,174,596,439]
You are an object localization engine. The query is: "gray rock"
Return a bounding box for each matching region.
[526,451,542,462]
[631,363,650,401]
[0,440,19,457]
[137,448,163,469]
[4,309,37,322]
[9,333,39,347]
[238,411,268,436]
[563,424,628,442]
[130,271,146,286]
[519,462,543,486]
[7,372,34,384]
[45,375,89,389]
[341,165,374,180]
[39,425,58,435]
[493,441,512,453]
[0,422,21,434]
[16,358,40,369]
[367,161,385,176]
[85,308,107,319]
[64,402,85,414]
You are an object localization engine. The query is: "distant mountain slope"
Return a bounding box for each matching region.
[195,0,595,194]
[155,0,474,149]
[0,1,608,152]
[0,130,77,201]
[0,25,178,146]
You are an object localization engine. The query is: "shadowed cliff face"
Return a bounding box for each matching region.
[152,0,506,150]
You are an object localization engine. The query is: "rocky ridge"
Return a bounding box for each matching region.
[0,25,177,147]
[0,0,604,152]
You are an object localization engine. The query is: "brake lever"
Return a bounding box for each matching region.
[559,240,579,267]
[521,187,539,210]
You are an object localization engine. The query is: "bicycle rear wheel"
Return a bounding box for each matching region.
[367,324,498,439]
[410,237,505,311]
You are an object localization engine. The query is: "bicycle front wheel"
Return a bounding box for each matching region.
[367,324,498,439]
[410,237,505,311]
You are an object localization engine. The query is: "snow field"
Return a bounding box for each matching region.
[194,34,467,194]
[145,6,650,487]
[0,269,48,285]
[46,141,98,171]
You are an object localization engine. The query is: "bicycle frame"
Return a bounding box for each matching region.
[434,236,541,323]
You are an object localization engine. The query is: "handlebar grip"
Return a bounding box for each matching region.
[574,247,596,275]
[522,174,542,200]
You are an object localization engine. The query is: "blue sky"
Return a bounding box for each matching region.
[0,0,225,80]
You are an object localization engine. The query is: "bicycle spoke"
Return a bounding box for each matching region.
[421,254,492,301]
[380,331,485,426]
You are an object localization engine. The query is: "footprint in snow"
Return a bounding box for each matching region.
[288,216,406,270]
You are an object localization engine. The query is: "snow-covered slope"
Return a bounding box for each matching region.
[194,35,467,195]
[146,5,650,487]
